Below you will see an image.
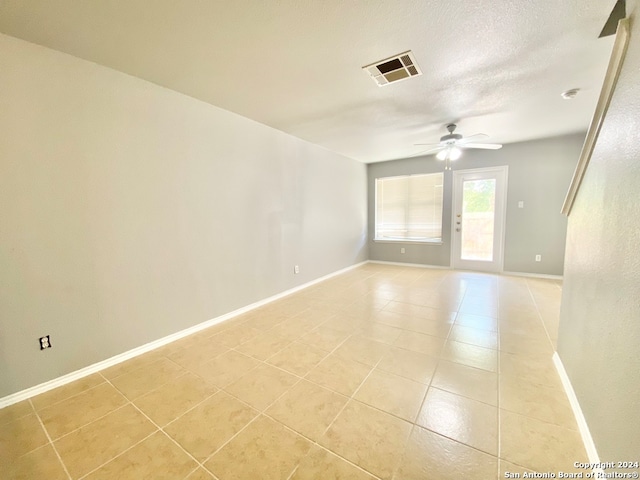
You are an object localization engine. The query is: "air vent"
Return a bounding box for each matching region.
[363,50,422,87]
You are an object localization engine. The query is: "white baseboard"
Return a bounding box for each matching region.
[503,270,563,280]
[368,261,563,280]
[552,352,602,471]
[367,260,452,270]
[0,261,367,409]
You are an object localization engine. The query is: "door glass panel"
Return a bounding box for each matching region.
[461,179,496,261]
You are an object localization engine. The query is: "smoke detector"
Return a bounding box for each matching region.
[363,51,422,86]
[561,88,580,100]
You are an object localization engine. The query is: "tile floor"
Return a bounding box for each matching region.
[1,264,588,479]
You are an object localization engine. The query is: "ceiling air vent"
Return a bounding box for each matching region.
[363,50,422,86]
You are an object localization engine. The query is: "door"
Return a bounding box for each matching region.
[452,166,508,272]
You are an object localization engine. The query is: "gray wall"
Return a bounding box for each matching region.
[0,34,367,398]
[558,2,640,461]
[368,134,584,275]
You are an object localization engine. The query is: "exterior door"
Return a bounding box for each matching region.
[452,166,508,272]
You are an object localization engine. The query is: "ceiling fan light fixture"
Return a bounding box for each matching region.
[449,146,462,160]
[436,146,462,161]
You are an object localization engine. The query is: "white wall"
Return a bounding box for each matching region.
[557,2,640,461]
[0,34,367,397]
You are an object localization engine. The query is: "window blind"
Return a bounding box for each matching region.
[375,173,444,242]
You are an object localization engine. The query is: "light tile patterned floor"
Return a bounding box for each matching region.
[1,264,588,479]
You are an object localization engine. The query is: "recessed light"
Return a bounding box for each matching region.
[561,88,580,100]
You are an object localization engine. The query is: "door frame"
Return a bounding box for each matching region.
[450,166,508,273]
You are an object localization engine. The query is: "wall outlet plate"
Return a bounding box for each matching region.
[294,265,300,274]
[535,255,542,262]
[39,335,51,350]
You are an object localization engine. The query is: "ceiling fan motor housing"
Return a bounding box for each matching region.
[440,133,462,143]
[440,123,462,143]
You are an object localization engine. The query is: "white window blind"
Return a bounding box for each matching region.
[375,172,444,242]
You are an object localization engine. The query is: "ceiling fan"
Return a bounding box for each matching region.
[414,124,502,170]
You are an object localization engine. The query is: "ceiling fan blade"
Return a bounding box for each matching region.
[458,133,489,144]
[413,143,441,146]
[410,146,445,157]
[462,143,503,150]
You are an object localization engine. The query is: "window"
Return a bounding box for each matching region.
[375,172,444,243]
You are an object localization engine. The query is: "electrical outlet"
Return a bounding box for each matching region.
[294,265,300,274]
[535,255,542,262]
[518,201,524,208]
[400,247,405,254]
[39,335,51,350]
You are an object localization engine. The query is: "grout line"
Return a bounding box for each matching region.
[128,403,209,476]
[398,272,503,469]
[407,288,460,462]
[284,465,300,480]
[183,333,353,469]
[525,278,557,352]
[256,395,385,480]
[313,443,384,480]
[183,465,200,479]
[213,328,357,415]
[0,407,35,427]
[154,318,364,446]
[44,402,131,443]
[413,423,501,458]
[199,414,262,466]
[99,376,219,480]
[282,436,385,480]
[29,398,73,480]
[77,430,158,479]
[245,394,386,479]
[319,354,383,438]
[30,377,109,413]
[150,389,220,431]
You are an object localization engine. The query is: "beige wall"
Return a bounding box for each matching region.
[0,34,367,397]
[558,3,640,461]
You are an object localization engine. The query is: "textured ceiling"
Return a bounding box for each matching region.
[0,0,617,163]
